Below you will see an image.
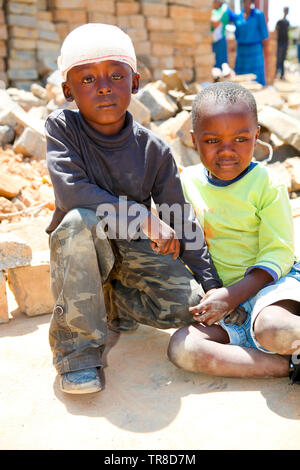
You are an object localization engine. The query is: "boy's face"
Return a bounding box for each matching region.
[62,60,139,136]
[191,102,260,181]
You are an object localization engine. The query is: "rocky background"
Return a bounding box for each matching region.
[0,58,300,323]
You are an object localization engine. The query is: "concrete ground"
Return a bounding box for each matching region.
[1,215,300,450]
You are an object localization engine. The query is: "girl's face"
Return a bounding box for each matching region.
[191,102,260,181]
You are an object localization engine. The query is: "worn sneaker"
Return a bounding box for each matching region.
[289,355,300,385]
[60,367,103,394]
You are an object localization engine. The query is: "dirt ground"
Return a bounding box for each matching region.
[1,216,300,451]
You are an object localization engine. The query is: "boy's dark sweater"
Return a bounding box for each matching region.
[45,109,222,292]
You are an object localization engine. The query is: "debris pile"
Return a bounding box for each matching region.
[1,63,300,323]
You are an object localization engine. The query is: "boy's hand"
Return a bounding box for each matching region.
[189,287,246,326]
[141,213,180,259]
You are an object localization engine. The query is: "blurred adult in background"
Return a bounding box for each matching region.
[211,1,234,70]
[231,0,269,86]
[275,7,289,79]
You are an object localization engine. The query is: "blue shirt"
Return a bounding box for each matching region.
[233,8,268,45]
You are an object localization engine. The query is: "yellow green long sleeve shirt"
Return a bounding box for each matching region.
[180,162,295,287]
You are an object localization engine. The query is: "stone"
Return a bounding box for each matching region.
[7,251,54,317]
[0,271,9,323]
[161,69,188,92]
[0,109,18,128]
[253,87,284,110]
[128,95,151,126]
[7,87,46,110]
[13,127,47,160]
[10,106,45,136]
[0,89,15,112]
[283,157,300,192]
[0,233,32,270]
[157,110,193,148]
[258,106,300,152]
[175,111,193,148]
[30,83,47,100]
[136,84,178,121]
[0,125,15,145]
[0,197,18,219]
[272,144,300,163]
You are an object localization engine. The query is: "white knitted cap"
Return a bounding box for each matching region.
[58,23,137,81]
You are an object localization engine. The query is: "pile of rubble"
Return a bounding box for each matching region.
[1,64,300,323]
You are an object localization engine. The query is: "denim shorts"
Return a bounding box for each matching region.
[219,261,300,353]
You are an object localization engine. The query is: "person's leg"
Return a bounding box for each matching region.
[106,238,203,330]
[254,300,300,355]
[167,322,289,377]
[49,208,115,375]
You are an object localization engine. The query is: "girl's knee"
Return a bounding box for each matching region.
[167,326,190,368]
[167,325,213,373]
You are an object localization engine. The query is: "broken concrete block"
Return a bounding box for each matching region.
[0,197,18,219]
[0,233,32,270]
[272,144,300,163]
[283,157,300,192]
[161,69,188,92]
[10,105,45,136]
[0,173,24,199]
[136,84,178,121]
[258,106,300,152]
[253,87,284,110]
[30,83,47,101]
[0,89,15,112]
[0,124,15,145]
[7,87,45,111]
[0,110,17,129]
[157,110,193,148]
[7,251,54,317]
[170,137,200,168]
[13,126,47,159]
[175,111,193,148]
[267,162,292,193]
[128,95,151,126]
[0,271,9,323]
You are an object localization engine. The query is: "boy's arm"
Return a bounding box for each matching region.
[151,151,222,292]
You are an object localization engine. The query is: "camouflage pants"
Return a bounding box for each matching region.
[49,208,203,374]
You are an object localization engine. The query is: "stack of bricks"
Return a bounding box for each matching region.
[193,0,214,83]
[5,0,39,88]
[0,0,7,85]
[116,1,150,63]
[1,0,218,90]
[36,0,60,78]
